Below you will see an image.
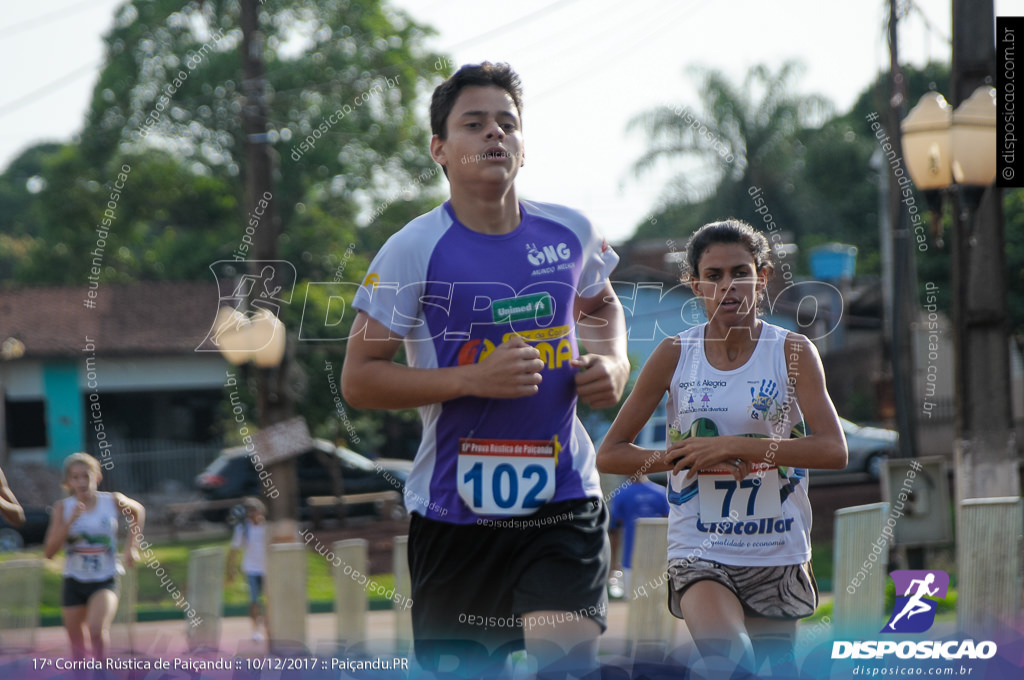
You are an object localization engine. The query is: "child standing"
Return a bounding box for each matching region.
[227,497,268,642]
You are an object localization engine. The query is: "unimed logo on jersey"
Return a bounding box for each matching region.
[882,569,949,634]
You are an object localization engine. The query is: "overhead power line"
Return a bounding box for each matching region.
[0,61,101,118]
[0,0,105,38]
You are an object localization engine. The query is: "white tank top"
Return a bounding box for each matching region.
[665,322,812,567]
[62,492,124,582]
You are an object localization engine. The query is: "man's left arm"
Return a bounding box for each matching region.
[573,280,630,409]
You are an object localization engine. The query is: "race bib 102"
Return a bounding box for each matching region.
[457,437,558,516]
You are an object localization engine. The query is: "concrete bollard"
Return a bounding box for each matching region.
[186,546,226,651]
[832,502,890,637]
[393,535,412,655]
[957,496,1023,637]
[0,559,43,653]
[625,518,674,657]
[111,565,138,653]
[268,542,308,655]
[333,539,368,646]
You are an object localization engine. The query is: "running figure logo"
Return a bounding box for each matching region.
[881,569,949,633]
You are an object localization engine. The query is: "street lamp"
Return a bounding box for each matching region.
[214,306,286,368]
[901,85,1018,501]
[214,305,302,540]
[902,86,996,221]
[950,87,998,187]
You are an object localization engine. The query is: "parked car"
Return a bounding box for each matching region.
[820,418,898,479]
[195,439,413,522]
[0,505,51,552]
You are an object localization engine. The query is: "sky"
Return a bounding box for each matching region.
[0,0,1014,244]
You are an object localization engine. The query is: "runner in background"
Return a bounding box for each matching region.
[343,62,628,679]
[43,452,144,660]
[598,220,847,675]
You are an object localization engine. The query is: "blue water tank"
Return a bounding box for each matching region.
[809,243,857,281]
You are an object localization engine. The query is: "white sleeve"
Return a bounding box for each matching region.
[578,224,619,298]
[352,209,450,337]
[352,233,426,338]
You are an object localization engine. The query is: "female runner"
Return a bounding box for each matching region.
[598,219,847,672]
[44,453,144,659]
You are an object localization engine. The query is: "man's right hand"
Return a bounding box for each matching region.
[468,335,544,399]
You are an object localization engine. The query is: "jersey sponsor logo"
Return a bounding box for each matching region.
[695,516,795,535]
[748,378,783,422]
[526,242,571,266]
[882,569,949,634]
[678,380,725,413]
[681,384,721,413]
[456,338,493,365]
[679,379,726,389]
[491,293,553,323]
[526,242,576,276]
[456,329,574,370]
[363,272,380,289]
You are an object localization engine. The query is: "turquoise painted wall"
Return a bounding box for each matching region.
[43,363,85,465]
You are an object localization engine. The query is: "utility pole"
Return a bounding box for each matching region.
[887,0,920,462]
[240,0,299,528]
[950,0,1018,500]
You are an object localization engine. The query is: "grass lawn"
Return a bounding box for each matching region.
[0,538,397,620]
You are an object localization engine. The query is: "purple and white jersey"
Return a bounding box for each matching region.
[353,200,618,524]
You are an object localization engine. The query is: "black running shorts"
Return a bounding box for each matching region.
[61,576,120,608]
[408,496,609,672]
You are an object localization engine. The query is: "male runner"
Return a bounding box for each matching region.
[342,62,629,678]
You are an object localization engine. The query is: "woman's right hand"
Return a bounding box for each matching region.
[68,501,86,524]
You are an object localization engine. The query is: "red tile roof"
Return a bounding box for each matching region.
[0,282,223,358]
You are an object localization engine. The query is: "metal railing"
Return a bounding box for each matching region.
[89,439,222,497]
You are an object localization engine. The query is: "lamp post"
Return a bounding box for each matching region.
[902,82,1018,502]
[215,306,300,538]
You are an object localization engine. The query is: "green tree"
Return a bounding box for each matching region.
[627,61,831,244]
[4,0,448,286]
[0,0,453,457]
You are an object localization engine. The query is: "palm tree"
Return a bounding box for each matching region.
[628,61,831,240]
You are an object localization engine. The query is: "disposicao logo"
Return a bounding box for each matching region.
[831,568,998,661]
[882,569,949,634]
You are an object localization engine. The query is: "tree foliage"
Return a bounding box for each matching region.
[0,0,454,457]
[627,61,832,247]
[626,61,958,280]
[1,0,449,287]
